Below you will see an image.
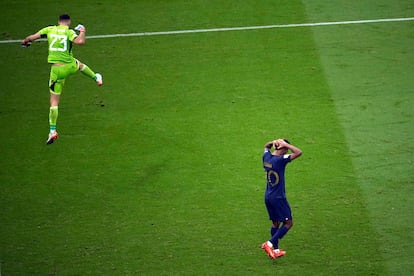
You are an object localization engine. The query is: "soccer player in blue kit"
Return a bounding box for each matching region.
[261,138,302,259]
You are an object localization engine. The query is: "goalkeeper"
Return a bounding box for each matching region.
[22,14,103,145]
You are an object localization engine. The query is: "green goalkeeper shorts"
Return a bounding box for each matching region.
[49,59,79,94]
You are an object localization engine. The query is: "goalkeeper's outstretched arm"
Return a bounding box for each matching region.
[22,32,41,47]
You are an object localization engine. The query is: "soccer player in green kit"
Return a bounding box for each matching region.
[22,14,103,144]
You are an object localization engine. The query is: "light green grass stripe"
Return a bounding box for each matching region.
[308,14,414,276]
[1,17,413,44]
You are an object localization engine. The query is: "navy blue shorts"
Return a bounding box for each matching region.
[265,197,292,222]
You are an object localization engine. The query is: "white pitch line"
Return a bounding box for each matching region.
[2,17,414,44]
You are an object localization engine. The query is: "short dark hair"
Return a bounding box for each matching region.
[59,14,71,21]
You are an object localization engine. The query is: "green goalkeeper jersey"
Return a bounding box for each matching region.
[39,25,78,64]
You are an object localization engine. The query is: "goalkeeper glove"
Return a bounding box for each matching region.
[21,39,31,47]
[74,24,86,32]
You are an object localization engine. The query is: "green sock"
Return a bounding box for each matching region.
[80,63,97,80]
[49,106,58,132]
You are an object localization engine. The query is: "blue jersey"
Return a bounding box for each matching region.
[262,149,291,198]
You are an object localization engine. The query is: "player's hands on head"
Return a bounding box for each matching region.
[275,139,287,149]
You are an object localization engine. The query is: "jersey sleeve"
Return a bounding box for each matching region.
[283,154,292,163]
[38,26,51,36]
[68,29,78,42]
[262,151,272,162]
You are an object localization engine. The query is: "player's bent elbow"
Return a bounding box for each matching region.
[73,38,85,45]
[291,151,302,160]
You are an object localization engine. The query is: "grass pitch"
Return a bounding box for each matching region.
[1,1,413,275]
